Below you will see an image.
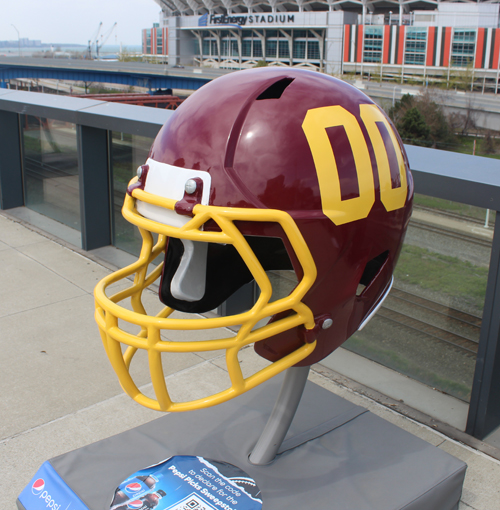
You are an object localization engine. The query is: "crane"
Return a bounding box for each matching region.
[88,22,102,59]
[96,23,118,60]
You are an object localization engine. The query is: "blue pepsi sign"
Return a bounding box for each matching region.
[19,462,88,510]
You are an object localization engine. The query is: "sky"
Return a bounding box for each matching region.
[0,0,161,47]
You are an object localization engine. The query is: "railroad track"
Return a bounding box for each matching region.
[414,205,493,227]
[409,219,492,249]
[263,272,481,360]
[380,287,481,358]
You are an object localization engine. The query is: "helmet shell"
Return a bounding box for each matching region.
[149,68,413,365]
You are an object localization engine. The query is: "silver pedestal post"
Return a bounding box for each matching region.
[249,365,310,465]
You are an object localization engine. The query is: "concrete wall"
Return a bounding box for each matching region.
[414,2,499,28]
[325,11,345,75]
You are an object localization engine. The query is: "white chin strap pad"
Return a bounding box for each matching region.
[170,240,208,302]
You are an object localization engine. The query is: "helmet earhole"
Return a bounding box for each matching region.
[357,251,389,296]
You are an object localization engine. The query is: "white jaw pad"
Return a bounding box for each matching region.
[134,159,212,302]
[136,158,211,228]
[171,239,208,302]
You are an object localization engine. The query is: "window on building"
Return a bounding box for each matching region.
[156,31,162,54]
[242,39,252,57]
[278,40,289,58]
[363,26,383,63]
[451,30,476,67]
[231,40,238,57]
[211,40,217,56]
[202,39,210,56]
[293,40,306,59]
[220,38,238,59]
[307,39,320,60]
[253,39,263,58]
[266,39,277,58]
[405,27,427,65]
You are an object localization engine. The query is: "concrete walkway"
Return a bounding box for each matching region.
[1,211,500,510]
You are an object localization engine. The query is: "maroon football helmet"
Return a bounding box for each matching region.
[95,68,413,412]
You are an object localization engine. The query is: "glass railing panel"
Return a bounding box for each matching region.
[110,131,155,257]
[260,197,490,403]
[343,198,491,402]
[22,115,80,230]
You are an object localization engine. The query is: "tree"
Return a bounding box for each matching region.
[397,107,431,146]
[389,89,456,149]
[388,93,415,125]
[449,63,474,91]
[119,47,143,62]
[483,131,497,155]
[416,90,454,147]
[448,96,478,137]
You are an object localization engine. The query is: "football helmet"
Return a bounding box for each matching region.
[95,68,413,412]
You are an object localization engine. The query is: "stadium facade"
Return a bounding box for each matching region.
[143,1,500,86]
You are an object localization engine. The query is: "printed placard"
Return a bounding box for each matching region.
[110,456,262,510]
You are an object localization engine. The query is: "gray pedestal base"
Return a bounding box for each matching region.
[18,377,466,510]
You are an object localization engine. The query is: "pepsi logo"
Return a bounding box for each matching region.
[125,483,143,494]
[127,500,143,509]
[32,479,45,495]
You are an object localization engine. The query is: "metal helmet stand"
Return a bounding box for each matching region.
[249,365,310,465]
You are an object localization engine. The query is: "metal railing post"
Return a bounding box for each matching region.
[467,210,500,439]
[0,110,24,210]
[77,125,111,250]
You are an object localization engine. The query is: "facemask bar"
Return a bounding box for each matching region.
[94,181,317,413]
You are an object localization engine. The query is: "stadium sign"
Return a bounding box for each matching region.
[198,13,296,27]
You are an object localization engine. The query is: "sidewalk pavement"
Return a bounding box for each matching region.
[1,211,500,510]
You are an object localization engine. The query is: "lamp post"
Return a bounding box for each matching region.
[11,24,20,57]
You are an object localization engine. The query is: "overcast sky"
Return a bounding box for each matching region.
[1,0,161,47]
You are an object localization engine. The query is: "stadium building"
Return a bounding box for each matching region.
[143,1,500,88]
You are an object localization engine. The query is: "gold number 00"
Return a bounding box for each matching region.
[302,104,408,226]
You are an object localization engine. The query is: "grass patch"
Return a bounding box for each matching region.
[419,135,500,160]
[452,136,500,160]
[113,162,135,187]
[23,133,42,155]
[394,245,488,311]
